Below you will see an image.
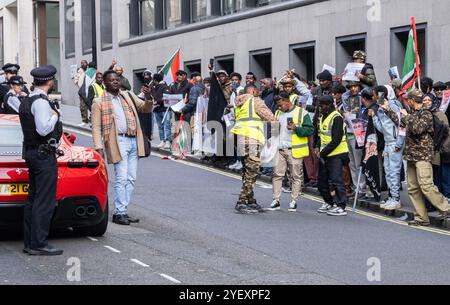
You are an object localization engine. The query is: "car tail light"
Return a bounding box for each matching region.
[67,159,100,168]
[85,159,99,168]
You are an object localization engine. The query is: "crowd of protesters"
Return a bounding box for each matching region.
[40,50,450,225]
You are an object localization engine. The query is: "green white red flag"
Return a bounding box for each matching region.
[159,48,181,84]
[400,17,421,95]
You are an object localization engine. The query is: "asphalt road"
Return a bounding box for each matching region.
[1,130,450,285]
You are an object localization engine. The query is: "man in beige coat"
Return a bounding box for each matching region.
[92,70,153,226]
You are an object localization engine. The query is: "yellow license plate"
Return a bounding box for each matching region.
[0,184,29,195]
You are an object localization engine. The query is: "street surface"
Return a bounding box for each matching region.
[1,130,450,285]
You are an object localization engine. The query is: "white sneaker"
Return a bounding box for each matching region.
[318,204,332,214]
[327,206,348,216]
[228,161,239,170]
[157,142,165,149]
[288,201,297,212]
[380,198,392,209]
[164,142,171,149]
[234,162,243,171]
[267,200,281,211]
[384,199,401,211]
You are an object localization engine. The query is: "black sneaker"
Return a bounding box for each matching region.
[124,214,140,223]
[235,203,258,214]
[267,200,281,211]
[113,214,131,225]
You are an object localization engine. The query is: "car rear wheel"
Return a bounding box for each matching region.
[73,200,109,237]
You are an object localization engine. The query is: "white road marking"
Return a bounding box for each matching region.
[70,131,450,237]
[87,237,98,242]
[159,273,181,284]
[104,246,121,253]
[130,259,150,268]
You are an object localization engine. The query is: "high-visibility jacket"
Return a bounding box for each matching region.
[231,97,265,144]
[92,83,104,98]
[290,94,299,106]
[319,111,349,157]
[275,106,310,159]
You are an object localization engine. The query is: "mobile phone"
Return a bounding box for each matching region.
[287,117,294,125]
[209,58,214,68]
[377,92,386,105]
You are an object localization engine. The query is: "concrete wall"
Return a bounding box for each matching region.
[59,0,450,105]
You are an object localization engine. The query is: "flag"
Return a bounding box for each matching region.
[159,48,181,85]
[206,71,228,125]
[78,67,97,103]
[363,116,381,202]
[172,113,188,159]
[400,17,421,95]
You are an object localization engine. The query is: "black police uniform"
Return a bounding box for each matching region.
[2,76,27,114]
[18,65,63,255]
[0,64,21,111]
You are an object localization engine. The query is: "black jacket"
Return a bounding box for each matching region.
[152,81,170,113]
[261,89,276,113]
[314,109,346,158]
[169,80,191,97]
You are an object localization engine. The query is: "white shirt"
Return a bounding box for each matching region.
[230,86,245,107]
[6,89,21,113]
[30,88,59,137]
[110,94,128,134]
[278,109,296,150]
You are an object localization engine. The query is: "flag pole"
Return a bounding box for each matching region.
[411,16,422,92]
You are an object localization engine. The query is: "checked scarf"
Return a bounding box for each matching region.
[99,92,137,139]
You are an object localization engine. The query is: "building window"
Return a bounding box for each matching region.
[139,0,157,34]
[215,55,234,75]
[82,0,93,54]
[165,0,183,29]
[336,33,366,75]
[184,60,202,77]
[249,49,272,80]
[255,0,281,7]
[64,0,75,58]
[290,42,316,81]
[391,24,427,77]
[101,0,113,49]
[191,0,208,23]
[221,0,245,15]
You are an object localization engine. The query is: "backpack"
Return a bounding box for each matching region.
[429,110,450,153]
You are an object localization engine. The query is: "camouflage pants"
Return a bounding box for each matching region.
[79,97,89,123]
[238,144,261,204]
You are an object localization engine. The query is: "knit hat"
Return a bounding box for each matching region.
[317,70,333,82]
[318,95,334,105]
[361,88,373,100]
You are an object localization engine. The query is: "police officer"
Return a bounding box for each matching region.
[0,64,21,111]
[2,76,28,114]
[19,65,63,256]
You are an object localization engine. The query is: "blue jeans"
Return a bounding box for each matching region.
[113,136,138,215]
[384,144,403,201]
[441,164,450,198]
[154,111,171,142]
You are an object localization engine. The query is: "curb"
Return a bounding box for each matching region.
[63,122,450,231]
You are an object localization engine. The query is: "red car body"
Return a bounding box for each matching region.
[0,115,108,236]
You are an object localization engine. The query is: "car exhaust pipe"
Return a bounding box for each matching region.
[75,206,87,217]
[86,205,97,217]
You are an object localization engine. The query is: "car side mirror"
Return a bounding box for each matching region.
[64,132,76,144]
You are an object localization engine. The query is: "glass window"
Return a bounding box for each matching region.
[140,0,156,34]
[101,0,113,49]
[81,0,93,54]
[166,0,183,29]
[64,0,75,58]
[221,0,244,15]
[256,0,281,7]
[0,126,23,147]
[191,0,208,23]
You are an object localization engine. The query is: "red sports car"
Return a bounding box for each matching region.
[0,114,108,236]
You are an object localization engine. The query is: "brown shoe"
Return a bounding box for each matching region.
[408,220,430,227]
[438,211,449,221]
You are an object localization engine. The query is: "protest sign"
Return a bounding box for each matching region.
[342,63,365,82]
[440,90,450,113]
[352,119,368,147]
[344,113,357,133]
[163,94,184,107]
[170,100,185,113]
[388,66,400,80]
[322,64,336,76]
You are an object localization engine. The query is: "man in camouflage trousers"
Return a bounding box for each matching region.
[401,89,450,227]
[231,85,277,214]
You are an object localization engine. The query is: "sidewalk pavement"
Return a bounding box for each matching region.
[60,103,450,230]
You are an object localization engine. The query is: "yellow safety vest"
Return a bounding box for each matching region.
[275,107,310,159]
[290,94,300,106]
[92,83,104,98]
[319,111,349,157]
[231,97,266,144]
